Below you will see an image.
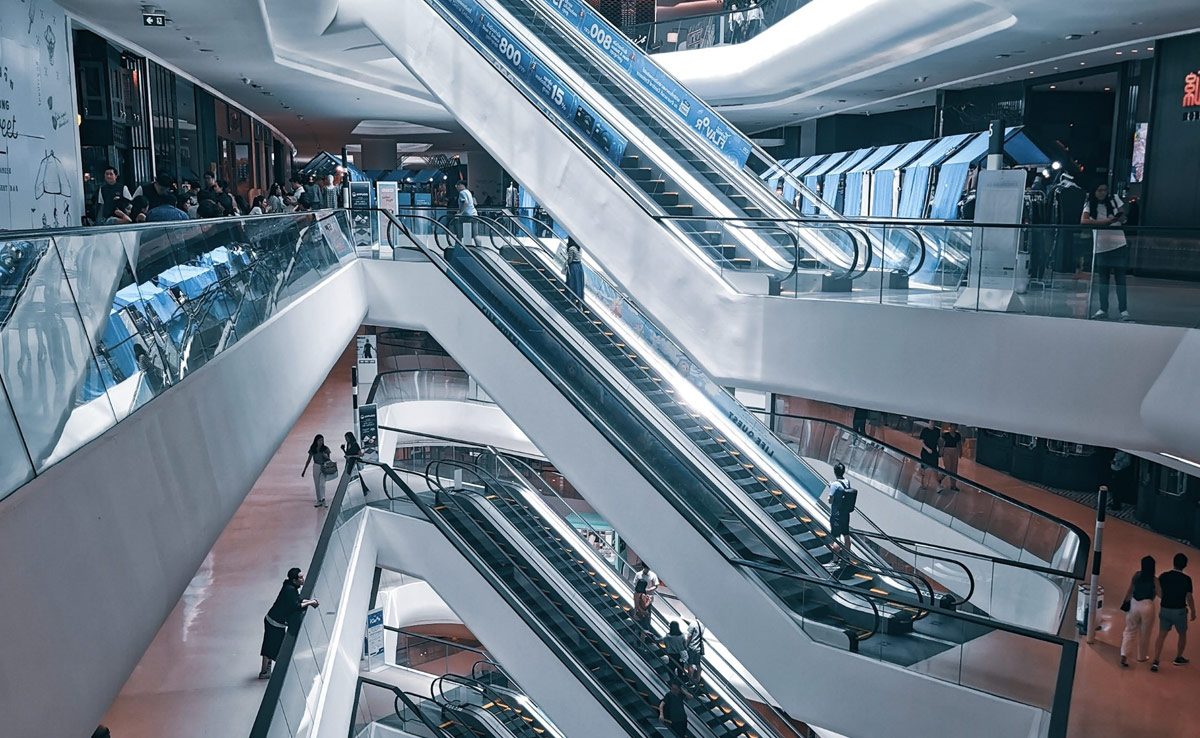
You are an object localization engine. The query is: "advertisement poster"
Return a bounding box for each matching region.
[540,0,751,167]
[349,181,375,248]
[357,404,379,464]
[356,334,378,397]
[1130,123,1148,183]
[444,0,627,166]
[364,608,385,670]
[376,181,399,214]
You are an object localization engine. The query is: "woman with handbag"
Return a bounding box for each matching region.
[1120,555,1161,667]
[301,434,335,507]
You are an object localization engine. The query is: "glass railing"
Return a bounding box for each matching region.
[250,467,371,738]
[0,211,356,501]
[366,367,492,406]
[352,676,453,738]
[629,0,815,52]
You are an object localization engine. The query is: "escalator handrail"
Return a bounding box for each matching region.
[366,367,471,406]
[845,520,976,605]
[773,412,1088,579]
[380,210,895,634]
[372,457,658,738]
[384,623,492,658]
[358,676,457,738]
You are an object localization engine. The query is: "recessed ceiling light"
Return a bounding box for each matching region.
[1147,47,1154,51]
[1050,85,1057,89]
[1053,66,1059,70]
[1029,70,1036,74]
[1080,61,1087,65]
[1104,87,1111,91]
[1064,34,1083,40]
[995,53,1010,59]
[1131,49,1138,53]
[1115,51,1122,55]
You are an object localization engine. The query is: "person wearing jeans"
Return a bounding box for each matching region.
[1082,183,1129,321]
[1121,555,1161,667]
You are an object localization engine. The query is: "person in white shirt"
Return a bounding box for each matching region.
[1081,183,1129,321]
[455,180,478,244]
[684,619,705,683]
[633,562,659,596]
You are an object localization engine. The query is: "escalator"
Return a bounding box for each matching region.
[367,212,1078,738]
[432,672,563,738]
[394,458,777,738]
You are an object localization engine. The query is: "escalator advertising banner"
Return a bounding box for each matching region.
[444,0,628,166]
[541,0,753,168]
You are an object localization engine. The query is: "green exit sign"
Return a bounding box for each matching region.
[142,13,166,27]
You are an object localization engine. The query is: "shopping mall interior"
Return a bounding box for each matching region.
[2,1,1200,737]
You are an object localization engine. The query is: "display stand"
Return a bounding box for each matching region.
[955,169,1028,312]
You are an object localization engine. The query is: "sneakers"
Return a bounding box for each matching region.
[258,668,272,679]
[1174,657,1190,666]
[1092,309,1107,319]
[1151,661,1159,672]
[1120,311,1131,322]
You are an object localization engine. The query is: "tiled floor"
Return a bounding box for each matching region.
[102,351,1200,738]
[99,343,356,738]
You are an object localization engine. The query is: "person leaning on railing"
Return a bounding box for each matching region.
[259,567,319,679]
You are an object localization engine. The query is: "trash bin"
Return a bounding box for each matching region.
[1076,584,1103,636]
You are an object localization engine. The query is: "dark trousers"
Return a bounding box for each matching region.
[566,261,585,305]
[1094,246,1128,312]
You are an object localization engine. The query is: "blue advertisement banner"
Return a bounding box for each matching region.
[540,0,752,168]
[443,0,627,166]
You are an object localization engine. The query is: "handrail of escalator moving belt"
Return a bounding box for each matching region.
[504,0,835,225]
[847,521,976,605]
[441,456,798,738]
[899,226,928,278]
[371,210,894,644]
[357,676,458,738]
[368,459,658,738]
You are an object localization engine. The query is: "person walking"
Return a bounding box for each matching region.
[1120,555,1161,667]
[941,423,962,490]
[301,434,333,507]
[1081,183,1129,321]
[826,461,855,550]
[259,567,319,678]
[341,431,370,496]
[564,238,585,306]
[919,421,945,492]
[1151,553,1195,672]
[632,578,654,644]
[658,681,693,737]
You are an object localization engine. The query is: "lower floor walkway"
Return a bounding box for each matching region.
[102,353,1199,738]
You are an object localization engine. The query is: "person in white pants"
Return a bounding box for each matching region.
[1120,555,1161,667]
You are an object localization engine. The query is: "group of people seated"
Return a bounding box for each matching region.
[90,167,332,226]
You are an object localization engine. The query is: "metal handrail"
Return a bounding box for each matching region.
[356,676,456,738]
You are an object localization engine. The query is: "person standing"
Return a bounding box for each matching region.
[852,407,868,436]
[1151,553,1195,672]
[941,423,962,491]
[1081,183,1129,321]
[663,620,689,678]
[658,681,693,737]
[93,166,129,222]
[259,567,319,678]
[632,578,654,644]
[455,180,477,243]
[564,238,585,306]
[301,434,333,507]
[1120,555,1161,667]
[826,461,854,550]
[684,618,705,684]
[919,421,945,492]
[342,431,370,496]
[267,182,286,214]
[633,562,659,598]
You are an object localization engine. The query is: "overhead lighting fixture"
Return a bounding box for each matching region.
[1064,34,1083,40]
[1041,168,1051,178]
[1115,51,1122,55]
[1051,161,1062,170]
[1131,49,1138,53]
[1147,47,1154,51]
[1162,453,1200,471]
[1029,70,1036,74]
[1080,61,1087,65]
[995,53,1010,59]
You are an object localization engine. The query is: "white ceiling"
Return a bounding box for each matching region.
[59,0,1200,155]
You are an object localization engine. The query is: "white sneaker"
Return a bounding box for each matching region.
[1119,311,1131,322]
[1091,309,1107,319]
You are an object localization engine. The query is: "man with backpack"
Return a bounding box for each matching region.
[826,462,856,550]
[684,618,705,684]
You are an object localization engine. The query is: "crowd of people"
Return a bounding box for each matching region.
[88,166,340,226]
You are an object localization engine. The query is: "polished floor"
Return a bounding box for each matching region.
[102,351,1199,738]
[100,344,356,738]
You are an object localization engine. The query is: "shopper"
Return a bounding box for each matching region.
[259,567,319,679]
[919,421,945,492]
[1081,183,1129,321]
[130,195,150,223]
[267,183,286,214]
[94,165,128,221]
[658,681,693,737]
[249,195,269,215]
[456,180,477,243]
[826,461,854,549]
[633,562,659,597]
[196,199,224,219]
[663,620,689,677]
[341,431,370,496]
[201,171,217,199]
[564,238,585,306]
[685,618,705,683]
[104,197,134,226]
[212,179,239,216]
[1120,555,1161,667]
[146,192,188,222]
[1105,450,1134,513]
[632,578,654,643]
[285,178,306,210]
[301,434,333,507]
[1151,553,1195,672]
[941,423,962,490]
[852,407,868,436]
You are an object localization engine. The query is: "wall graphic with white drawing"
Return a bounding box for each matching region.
[0,0,82,229]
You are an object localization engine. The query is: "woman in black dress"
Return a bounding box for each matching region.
[259,567,319,678]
